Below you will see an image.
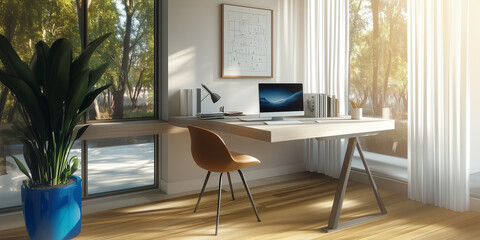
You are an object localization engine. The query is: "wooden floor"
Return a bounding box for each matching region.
[2,172,480,240]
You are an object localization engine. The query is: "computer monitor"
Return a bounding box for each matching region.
[258,83,304,120]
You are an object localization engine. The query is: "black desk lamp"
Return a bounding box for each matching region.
[197,84,221,114]
[201,84,221,103]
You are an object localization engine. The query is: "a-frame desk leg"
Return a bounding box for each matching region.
[322,137,387,232]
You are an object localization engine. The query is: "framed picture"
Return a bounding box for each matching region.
[221,4,273,78]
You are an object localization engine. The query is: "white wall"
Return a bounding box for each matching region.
[168,0,304,115]
[164,0,306,193]
[469,0,480,173]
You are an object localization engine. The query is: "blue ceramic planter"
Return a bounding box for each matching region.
[21,175,82,240]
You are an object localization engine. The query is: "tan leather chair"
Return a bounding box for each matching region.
[188,125,261,235]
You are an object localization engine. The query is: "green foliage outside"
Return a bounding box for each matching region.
[88,0,155,120]
[350,0,407,158]
[0,0,155,123]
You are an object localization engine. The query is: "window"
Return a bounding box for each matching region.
[87,136,155,195]
[349,0,407,159]
[0,0,161,211]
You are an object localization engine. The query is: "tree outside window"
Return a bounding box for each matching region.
[88,0,154,120]
[349,0,407,158]
[0,0,155,122]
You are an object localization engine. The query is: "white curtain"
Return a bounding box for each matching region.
[408,0,470,211]
[304,0,349,178]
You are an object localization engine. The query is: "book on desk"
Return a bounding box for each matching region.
[197,112,224,120]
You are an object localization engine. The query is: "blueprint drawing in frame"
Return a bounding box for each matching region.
[221,4,273,78]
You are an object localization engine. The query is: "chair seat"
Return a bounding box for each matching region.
[212,151,260,173]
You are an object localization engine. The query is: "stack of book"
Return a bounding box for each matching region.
[303,93,339,118]
[179,89,196,116]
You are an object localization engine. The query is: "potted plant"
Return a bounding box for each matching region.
[0,33,111,240]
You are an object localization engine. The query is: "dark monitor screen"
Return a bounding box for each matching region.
[258,83,304,118]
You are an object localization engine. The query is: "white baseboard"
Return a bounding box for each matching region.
[349,168,408,195]
[470,197,480,212]
[0,211,24,232]
[349,169,480,213]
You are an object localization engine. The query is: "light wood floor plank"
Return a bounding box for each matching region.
[1,172,479,239]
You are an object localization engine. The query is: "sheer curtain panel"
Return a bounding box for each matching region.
[408,0,470,211]
[304,0,349,178]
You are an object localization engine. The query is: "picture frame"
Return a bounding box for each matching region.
[221,4,273,78]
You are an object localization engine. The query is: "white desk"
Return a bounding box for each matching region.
[169,116,395,231]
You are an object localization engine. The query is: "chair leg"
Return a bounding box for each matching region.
[238,170,261,222]
[194,171,211,213]
[227,172,235,200]
[216,172,224,235]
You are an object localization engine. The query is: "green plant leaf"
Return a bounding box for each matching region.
[71,33,111,78]
[47,38,72,130]
[0,34,36,86]
[11,121,32,142]
[22,141,41,185]
[75,125,89,140]
[78,84,112,115]
[70,156,79,176]
[88,63,109,88]
[31,41,50,89]
[48,39,71,95]
[0,70,45,129]
[62,170,70,183]
[65,70,90,124]
[11,155,32,182]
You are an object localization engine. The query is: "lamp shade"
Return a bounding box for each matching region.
[201,84,221,103]
[210,93,221,103]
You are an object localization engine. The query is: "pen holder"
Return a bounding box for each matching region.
[351,108,362,120]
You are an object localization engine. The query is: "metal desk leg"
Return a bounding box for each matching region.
[322,137,387,232]
[356,137,387,214]
[324,137,357,231]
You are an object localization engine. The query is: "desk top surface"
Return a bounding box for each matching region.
[169,116,395,143]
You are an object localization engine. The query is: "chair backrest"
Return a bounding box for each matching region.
[187,125,233,172]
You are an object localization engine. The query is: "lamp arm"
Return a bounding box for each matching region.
[201,84,214,95]
[200,84,221,103]
[201,94,210,102]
